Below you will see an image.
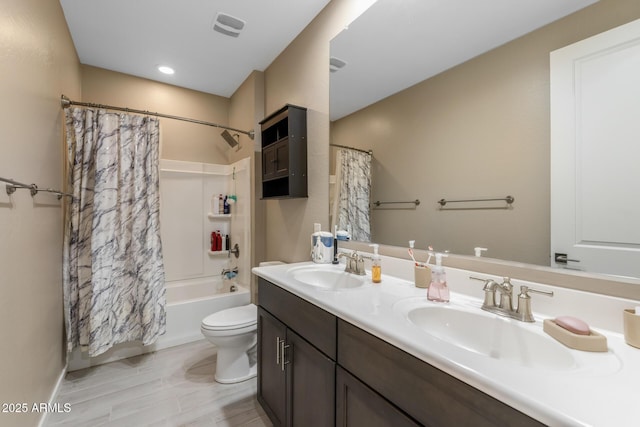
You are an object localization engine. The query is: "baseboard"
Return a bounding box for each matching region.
[37,362,68,427]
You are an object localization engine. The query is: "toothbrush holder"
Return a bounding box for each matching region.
[623,309,640,348]
[414,265,431,288]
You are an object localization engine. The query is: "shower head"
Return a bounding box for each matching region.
[221,129,240,151]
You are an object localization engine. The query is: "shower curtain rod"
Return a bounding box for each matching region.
[330,143,372,155]
[60,95,255,139]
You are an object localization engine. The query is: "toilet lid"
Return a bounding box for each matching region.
[202,304,257,331]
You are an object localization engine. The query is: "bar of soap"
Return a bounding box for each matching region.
[555,316,590,335]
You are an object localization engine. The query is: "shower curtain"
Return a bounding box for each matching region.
[331,149,372,241]
[63,107,166,357]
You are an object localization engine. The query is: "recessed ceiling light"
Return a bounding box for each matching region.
[158,65,175,75]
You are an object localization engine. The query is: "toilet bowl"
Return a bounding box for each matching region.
[201,303,257,384]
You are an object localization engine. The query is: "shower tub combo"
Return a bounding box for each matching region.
[67,158,252,371]
[67,276,249,371]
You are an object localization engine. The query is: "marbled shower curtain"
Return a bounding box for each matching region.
[334,149,372,241]
[63,107,166,357]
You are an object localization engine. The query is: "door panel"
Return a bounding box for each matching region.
[258,308,287,427]
[336,367,420,427]
[551,18,640,278]
[287,330,335,427]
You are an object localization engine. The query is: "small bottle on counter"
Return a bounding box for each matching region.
[427,253,449,302]
[370,243,381,283]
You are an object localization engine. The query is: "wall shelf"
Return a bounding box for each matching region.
[207,213,231,219]
[207,250,229,257]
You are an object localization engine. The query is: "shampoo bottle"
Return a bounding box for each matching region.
[211,194,218,214]
[427,253,449,302]
[223,195,230,214]
[369,244,381,283]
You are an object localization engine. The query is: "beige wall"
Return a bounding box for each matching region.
[81,65,232,164]
[0,0,81,426]
[331,0,640,266]
[262,0,376,263]
[229,70,265,300]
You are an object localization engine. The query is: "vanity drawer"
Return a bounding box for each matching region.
[337,320,544,427]
[258,277,336,359]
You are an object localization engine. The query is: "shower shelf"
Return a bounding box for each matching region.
[207,213,231,219]
[207,250,230,257]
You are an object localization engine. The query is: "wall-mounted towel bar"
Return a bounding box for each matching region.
[373,199,421,207]
[1,176,73,200]
[438,196,514,210]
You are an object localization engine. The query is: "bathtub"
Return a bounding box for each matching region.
[67,276,250,371]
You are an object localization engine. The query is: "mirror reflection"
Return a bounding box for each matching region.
[329,0,640,279]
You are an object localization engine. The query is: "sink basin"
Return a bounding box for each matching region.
[289,266,366,290]
[406,304,576,370]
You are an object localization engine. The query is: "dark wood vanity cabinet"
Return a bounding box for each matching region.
[337,320,545,427]
[260,104,307,199]
[257,278,335,427]
[257,277,544,427]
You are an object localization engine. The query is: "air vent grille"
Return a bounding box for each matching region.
[330,57,347,73]
[213,12,245,38]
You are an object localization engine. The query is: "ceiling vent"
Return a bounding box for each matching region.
[213,12,245,38]
[330,56,347,73]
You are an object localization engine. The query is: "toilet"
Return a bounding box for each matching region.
[201,303,258,384]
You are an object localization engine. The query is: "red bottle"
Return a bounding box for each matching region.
[215,230,222,251]
[210,232,215,251]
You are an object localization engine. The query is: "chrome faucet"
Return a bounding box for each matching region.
[471,276,553,322]
[338,251,366,275]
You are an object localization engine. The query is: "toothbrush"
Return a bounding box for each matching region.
[426,246,434,265]
[408,240,418,265]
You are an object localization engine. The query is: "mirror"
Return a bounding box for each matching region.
[329,0,640,279]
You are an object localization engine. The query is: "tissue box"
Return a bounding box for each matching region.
[623,309,640,348]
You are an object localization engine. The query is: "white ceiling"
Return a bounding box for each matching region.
[60,0,598,115]
[59,0,331,98]
[330,0,598,120]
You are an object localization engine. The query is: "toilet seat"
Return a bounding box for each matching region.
[202,303,257,331]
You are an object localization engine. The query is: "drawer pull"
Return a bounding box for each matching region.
[280,339,290,372]
[276,337,282,365]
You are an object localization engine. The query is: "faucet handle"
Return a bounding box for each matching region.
[516,286,554,322]
[519,285,554,298]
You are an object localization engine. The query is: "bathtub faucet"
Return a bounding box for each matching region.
[222,267,239,279]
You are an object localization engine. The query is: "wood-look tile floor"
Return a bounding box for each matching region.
[45,340,272,427]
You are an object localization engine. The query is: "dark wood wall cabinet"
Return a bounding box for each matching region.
[260,104,307,199]
[257,277,545,427]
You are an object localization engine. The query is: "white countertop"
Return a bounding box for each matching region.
[253,257,640,427]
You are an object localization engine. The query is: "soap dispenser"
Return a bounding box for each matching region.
[427,253,449,302]
[369,244,381,283]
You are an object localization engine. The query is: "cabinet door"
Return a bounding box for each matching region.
[262,139,290,181]
[258,308,287,427]
[336,367,420,427]
[287,330,335,427]
[273,138,289,179]
[262,144,278,181]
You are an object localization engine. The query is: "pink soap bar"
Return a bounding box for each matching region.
[555,316,590,335]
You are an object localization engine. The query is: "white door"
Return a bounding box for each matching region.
[550,18,640,279]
